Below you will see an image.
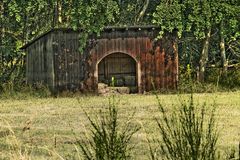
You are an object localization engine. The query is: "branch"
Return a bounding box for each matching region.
[226,41,240,57]
[0,29,22,40]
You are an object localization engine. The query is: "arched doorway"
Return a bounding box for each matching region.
[98,53,137,92]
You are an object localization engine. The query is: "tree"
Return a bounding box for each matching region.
[212,0,240,72]
[153,0,240,82]
[0,0,119,88]
[1,0,239,88]
[70,0,119,51]
[115,0,159,25]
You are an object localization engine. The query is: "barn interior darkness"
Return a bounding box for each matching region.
[98,52,137,88]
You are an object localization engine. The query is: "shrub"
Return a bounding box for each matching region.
[219,70,240,89]
[150,94,219,160]
[77,96,140,160]
[205,68,240,89]
[0,83,51,99]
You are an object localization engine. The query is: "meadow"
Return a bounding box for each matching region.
[0,91,239,159]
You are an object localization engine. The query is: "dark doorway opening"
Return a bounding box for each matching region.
[98,53,137,92]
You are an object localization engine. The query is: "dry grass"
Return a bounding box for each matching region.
[0,91,239,159]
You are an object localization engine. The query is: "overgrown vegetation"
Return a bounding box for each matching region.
[0,83,51,99]
[206,67,240,89]
[177,64,240,94]
[76,96,140,159]
[149,94,219,160]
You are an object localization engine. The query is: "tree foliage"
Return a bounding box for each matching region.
[153,0,240,81]
[0,0,120,88]
[0,0,239,89]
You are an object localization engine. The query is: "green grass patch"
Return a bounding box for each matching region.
[0,91,239,159]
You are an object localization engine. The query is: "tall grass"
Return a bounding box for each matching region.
[149,94,219,160]
[77,96,140,160]
[0,118,31,160]
[0,83,51,99]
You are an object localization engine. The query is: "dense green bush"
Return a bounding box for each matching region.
[177,65,218,93]
[219,70,240,89]
[178,65,240,93]
[206,68,240,89]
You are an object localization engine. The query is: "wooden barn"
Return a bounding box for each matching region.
[21,26,178,93]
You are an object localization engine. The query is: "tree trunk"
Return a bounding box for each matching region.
[136,0,149,23]
[199,29,211,82]
[0,2,4,38]
[173,38,179,89]
[57,0,62,24]
[0,2,4,65]
[53,0,62,27]
[220,21,228,72]
[23,8,29,44]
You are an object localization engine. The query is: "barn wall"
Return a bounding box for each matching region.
[25,27,178,93]
[26,33,54,89]
[86,29,178,92]
[142,34,178,91]
[52,30,84,91]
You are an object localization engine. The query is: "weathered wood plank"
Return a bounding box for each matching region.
[25,27,178,93]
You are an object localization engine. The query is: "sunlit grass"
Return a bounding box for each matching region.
[0,91,239,159]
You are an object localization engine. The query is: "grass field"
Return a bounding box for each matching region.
[0,91,240,159]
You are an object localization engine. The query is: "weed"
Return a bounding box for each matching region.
[76,96,140,160]
[149,94,219,160]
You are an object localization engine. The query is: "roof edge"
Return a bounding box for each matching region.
[21,25,160,49]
